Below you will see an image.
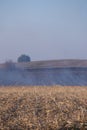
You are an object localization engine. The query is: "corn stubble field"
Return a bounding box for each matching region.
[0,86,87,130]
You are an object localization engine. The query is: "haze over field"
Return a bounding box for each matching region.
[0,1,87,129]
[0,0,87,62]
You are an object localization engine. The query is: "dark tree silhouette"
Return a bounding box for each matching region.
[17,54,31,62]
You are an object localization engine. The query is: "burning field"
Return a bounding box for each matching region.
[1,60,87,86]
[0,86,87,130]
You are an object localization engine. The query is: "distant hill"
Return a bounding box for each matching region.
[15,59,87,70]
[1,59,87,70]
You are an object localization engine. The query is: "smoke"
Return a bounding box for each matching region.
[0,67,87,86]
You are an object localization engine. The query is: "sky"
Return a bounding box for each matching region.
[0,0,87,63]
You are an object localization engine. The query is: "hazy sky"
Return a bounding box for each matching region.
[0,0,87,62]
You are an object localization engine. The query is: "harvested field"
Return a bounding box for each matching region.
[0,86,87,130]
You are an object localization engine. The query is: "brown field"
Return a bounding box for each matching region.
[0,86,87,130]
[1,59,87,70]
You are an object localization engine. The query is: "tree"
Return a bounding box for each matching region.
[17,54,31,62]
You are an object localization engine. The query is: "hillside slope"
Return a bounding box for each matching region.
[15,59,87,69]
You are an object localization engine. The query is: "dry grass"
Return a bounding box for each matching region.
[0,86,87,130]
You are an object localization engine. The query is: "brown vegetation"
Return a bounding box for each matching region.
[1,59,87,70]
[0,86,87,130]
